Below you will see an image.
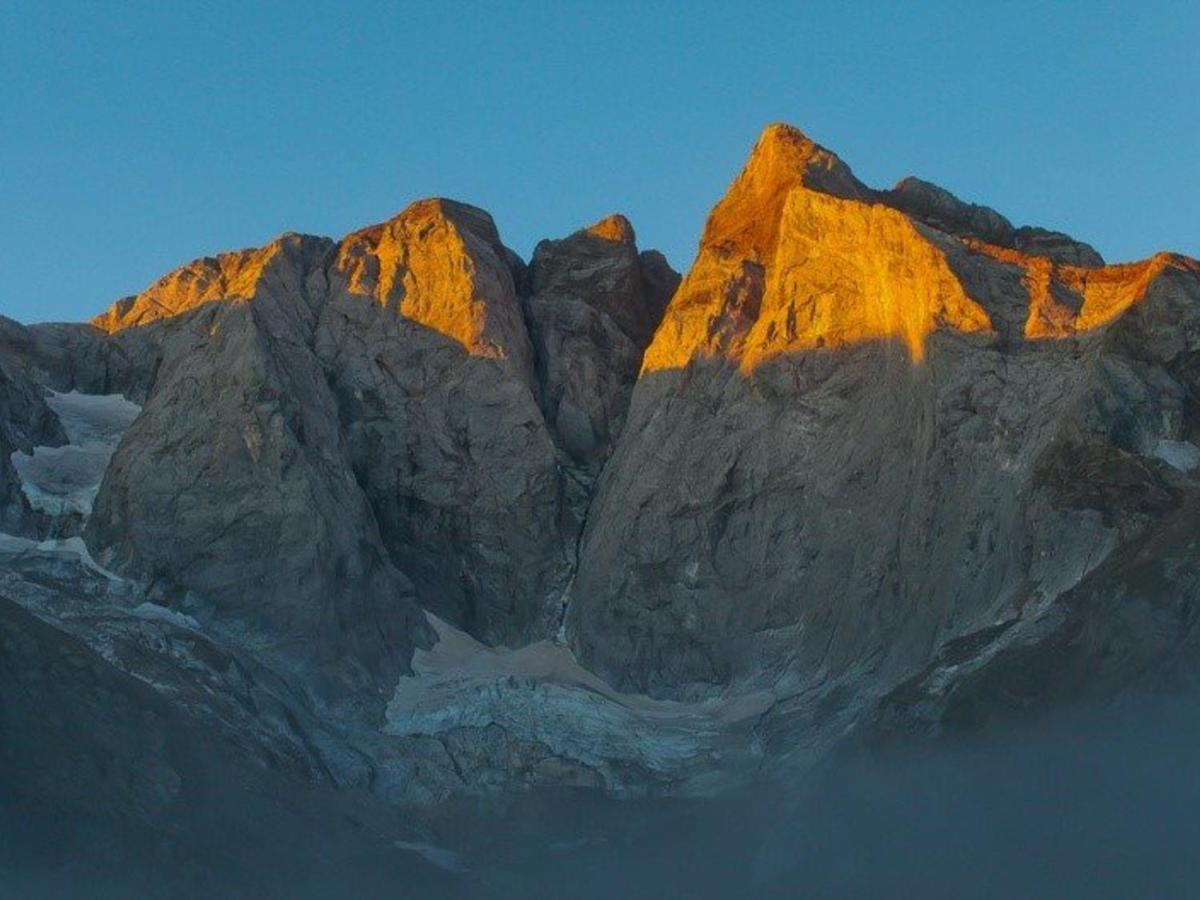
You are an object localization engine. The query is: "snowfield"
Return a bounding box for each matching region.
[10,390,140,517]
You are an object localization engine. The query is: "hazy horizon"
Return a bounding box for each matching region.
[3,1,1198,324]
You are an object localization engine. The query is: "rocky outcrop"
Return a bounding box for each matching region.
[525,214,678,470]
[85,233,434,698]
[866,491,1200,741]
[0,589,465,898]
[567,123,1200,708]
[92,241,299,333]
[77,199,678,690]
[0,314,158,402]
[0,361,67,535]
[317,199,567,644]
[883,176,1105,267]
[0,446,31,536]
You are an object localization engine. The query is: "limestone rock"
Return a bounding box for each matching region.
[78,197,675,661]
[0,592,462,897]
[0,314,158,402]
[85,233,433,697]
[91,241,297,333]
[6,120,1198,797]
[884,175,1105,267]
[568,123,1200,705]
[0,360,67,535]
[332,200,535,380]
[640,124,869,377]
[524,214,678,469]
[317,199,567,644]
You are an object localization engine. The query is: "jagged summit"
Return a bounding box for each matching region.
[88,123,1130,352]
[22,196,680,694]
[4,120,1200,824]
[342,197,506,258]
[642,120,1195,375]
[570,121,1200,704]
[91,233,334,333]
[884,175,1105,267]
[699,122,869,260]
[333,196,531,365]
[698,121,1105,273]
[90,197,532,373]
[585,213,637,244]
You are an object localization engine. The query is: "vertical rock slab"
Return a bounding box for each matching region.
[568,123,1200,706]
[0,361,68,536]
[524,214,679,471]
[85,234,431,696]
[318,199,569,644]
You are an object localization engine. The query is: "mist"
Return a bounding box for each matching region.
[4,695,1198,899]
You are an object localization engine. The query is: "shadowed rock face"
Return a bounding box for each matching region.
[317,200,564,644]
[84,233,433,696]
[2,121,1199,811]
[525,214,679,470]
[883,176,1106,267]
[63,198,678,692]
[0,313,158,401]
[0,593,466,898]
[0,361,67,536]
[567,123,1200,703]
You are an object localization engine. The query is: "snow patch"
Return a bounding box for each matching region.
[45,390,142,446]
[385,614,773,781]
[1152,439,1200,472]
[131,602,201,630]
[10,390,141,518]
[0,531,122,581]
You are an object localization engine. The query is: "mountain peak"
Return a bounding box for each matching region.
[884,175,1105,267]
[702,122,869,261]
[752,121,821,156]
[585,214,636,244]
[91,232,332,333]
[351,197,505,252]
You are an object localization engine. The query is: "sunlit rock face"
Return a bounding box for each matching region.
[641,123,871,376]
[317,199,564,644]
[73,198,679,692]
[4,121,1199,807]
[568,123,1200,709]
[333,199,536,377]
[91,240,296,333]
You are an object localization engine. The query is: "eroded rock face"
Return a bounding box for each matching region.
[74,198,678,688]
[883,175,1105,267]
[567,123,1200,706]
[92,241,300,333]
[317,199,566,644]
[525,214,678,470]
[85,233,434,697]
[0,314,159,401]
[0,361,68,535]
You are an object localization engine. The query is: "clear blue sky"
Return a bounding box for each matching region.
[2,1,1197,324]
